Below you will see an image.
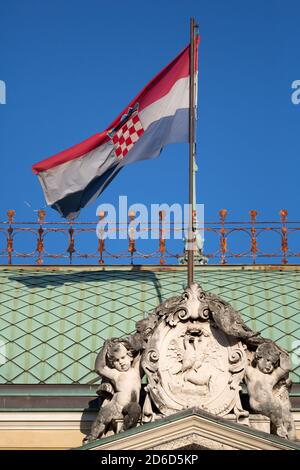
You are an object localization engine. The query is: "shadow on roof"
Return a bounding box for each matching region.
[8,268,165,304]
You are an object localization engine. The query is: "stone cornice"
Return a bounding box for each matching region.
[80,408,300,451]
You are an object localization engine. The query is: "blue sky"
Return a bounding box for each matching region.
[0,0,299,262]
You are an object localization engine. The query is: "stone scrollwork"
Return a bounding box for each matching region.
[154,284,211,325]
[85,283,296,443]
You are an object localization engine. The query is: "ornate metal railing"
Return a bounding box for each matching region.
[0,209,299,265]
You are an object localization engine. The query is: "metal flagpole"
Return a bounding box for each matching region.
[188,17,197,287]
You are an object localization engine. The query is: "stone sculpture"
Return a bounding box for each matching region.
[245,342,296,440]
[83,339,142,443]
[85,283,296,443]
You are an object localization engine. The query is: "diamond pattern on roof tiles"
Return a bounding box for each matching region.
[0,267,299,384]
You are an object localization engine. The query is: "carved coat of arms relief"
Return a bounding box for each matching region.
[142,284,248,419]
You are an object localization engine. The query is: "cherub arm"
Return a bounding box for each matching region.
[94,341,108,375]
[132,352,143,376]
[94,341,118,382]
[279,351,291,372]
[277,351,291,377]
[271,352,291,382]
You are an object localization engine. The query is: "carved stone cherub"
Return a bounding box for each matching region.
[83,339,142,444]
[245,342,296,440]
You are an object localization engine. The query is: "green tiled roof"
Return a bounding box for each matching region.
[0,266,299,384]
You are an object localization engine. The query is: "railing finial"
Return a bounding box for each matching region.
[280,209,288,223]
[7,210,15,224]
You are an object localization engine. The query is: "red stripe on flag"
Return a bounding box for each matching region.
[32,131,109,174]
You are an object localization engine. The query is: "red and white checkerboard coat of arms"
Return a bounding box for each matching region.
[108,105,144,160]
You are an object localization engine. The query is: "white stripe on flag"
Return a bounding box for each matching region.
[140,77,189,130]
[38,141,116,205]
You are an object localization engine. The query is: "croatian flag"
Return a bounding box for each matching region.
[32,38,200,219]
